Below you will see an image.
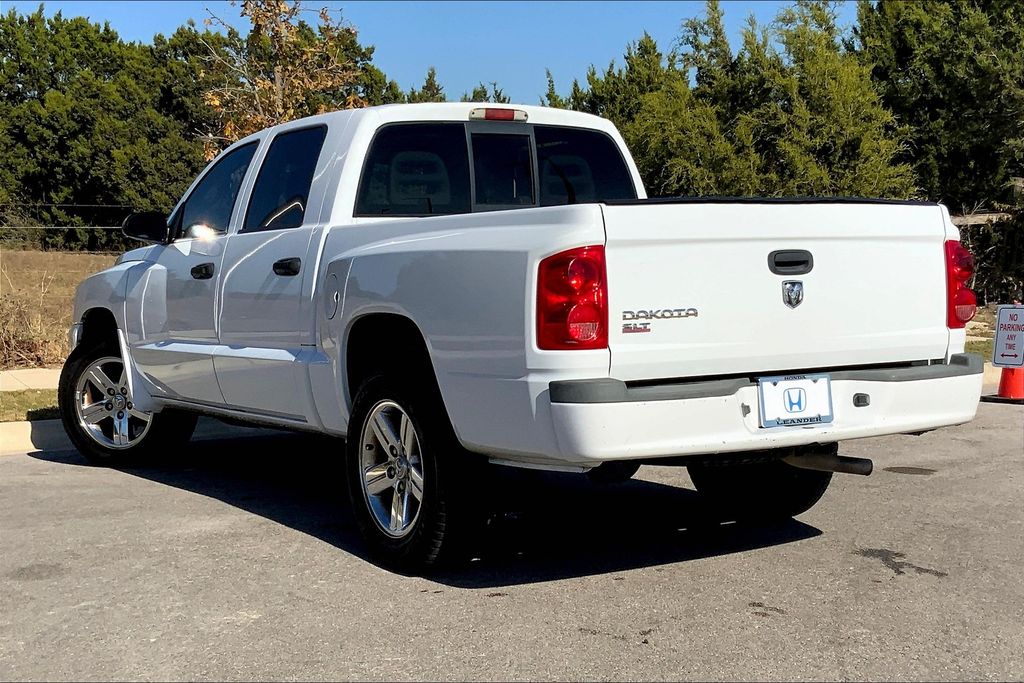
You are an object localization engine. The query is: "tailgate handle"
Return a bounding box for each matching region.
[768,250,814,275]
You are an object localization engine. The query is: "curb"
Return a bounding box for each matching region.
[0,417,275,456]
[982,362,1002,386]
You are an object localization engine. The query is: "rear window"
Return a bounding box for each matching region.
[471,133,534,209]
[356,123,471,216]
[243,125,327,232]
[534,126,637,205]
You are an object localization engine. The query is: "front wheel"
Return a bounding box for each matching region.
[58,342,197,466]
[345,375,477,572]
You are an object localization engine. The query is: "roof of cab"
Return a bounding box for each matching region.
[363,102,612,128]
[236,102,618,145]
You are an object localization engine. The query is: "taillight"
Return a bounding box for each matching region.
[944,239,977,328]
[537,246,607,350]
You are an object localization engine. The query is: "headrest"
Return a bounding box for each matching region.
[541,154,595,202]
[390,151,451,206]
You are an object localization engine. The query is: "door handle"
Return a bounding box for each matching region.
[190,262,215,280]
[273,257,302,277]
[768,249,814,276]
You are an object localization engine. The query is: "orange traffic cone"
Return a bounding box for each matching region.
[981,367,1024,405]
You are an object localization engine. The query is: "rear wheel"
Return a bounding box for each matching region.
[687,453,832,521]
[346,375,477,572]
[58,341,197,466]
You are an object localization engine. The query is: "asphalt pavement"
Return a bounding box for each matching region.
[1,402,1022,681]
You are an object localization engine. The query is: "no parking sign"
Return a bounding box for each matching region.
[993,305,1024,368]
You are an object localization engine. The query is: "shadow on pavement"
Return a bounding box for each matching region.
[29,431,821,587]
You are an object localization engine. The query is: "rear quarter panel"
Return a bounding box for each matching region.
[310,204,608,456]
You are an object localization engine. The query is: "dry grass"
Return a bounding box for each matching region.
[972,304,998,330]
[966,338,994,360]
[0,249,117,368]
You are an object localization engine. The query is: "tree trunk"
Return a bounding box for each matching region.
[274,65,283,120]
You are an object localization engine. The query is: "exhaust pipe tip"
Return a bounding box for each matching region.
[783,450,873,476]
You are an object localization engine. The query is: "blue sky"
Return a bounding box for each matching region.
[5,1,859,103]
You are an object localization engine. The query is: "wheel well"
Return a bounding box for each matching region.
[345,313,435,405]
[79,308,119,349]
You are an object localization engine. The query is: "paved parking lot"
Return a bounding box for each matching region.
[1,402,1022,681]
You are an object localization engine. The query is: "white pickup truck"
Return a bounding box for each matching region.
[60,102,984,569]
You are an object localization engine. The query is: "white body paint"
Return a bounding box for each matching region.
[70,103,982,469]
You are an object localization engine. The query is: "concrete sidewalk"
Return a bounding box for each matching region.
[0,367,62,391]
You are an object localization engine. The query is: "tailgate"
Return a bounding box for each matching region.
[602,201,951,382]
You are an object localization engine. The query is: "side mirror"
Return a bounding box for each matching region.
[122,211,170,244]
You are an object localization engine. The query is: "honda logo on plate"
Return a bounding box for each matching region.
[783,387,807,413]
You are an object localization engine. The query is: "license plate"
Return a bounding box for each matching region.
[757,373,834,428]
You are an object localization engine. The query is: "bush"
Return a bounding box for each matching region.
[960,215,1024,305]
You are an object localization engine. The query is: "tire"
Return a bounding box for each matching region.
[58,341,197,466]
[587,460,642,484]
[687,452,832,521]
[345,374,477,572]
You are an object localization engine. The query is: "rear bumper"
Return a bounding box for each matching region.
[546,354,983,464]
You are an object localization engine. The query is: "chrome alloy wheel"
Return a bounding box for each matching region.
[74,356,152,449]
[359,400,425,538]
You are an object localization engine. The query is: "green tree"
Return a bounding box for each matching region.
[460,81,509,103]
[0,2,402,250]
[152,23,234,147]
[763,0,914,196]
[680,0,734,111]
[563,33,678,130]
[359,64,405,105]
[577,1,915,198]
[541,69,567,108]
[853,0,1024,213]
[406,66,446,103]
[0,8,212,249]
[624,71,748,196]
[853,0,1024,300]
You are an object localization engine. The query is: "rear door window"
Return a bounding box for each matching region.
[471,133,534,209]
[243,125,328,232]
[355,123,471,216]
[534,126,637,205]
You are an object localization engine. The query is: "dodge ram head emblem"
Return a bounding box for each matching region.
[782,281,804,308]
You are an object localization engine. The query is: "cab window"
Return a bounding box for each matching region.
[175,141,258,238]
[534,126,637,205]
[243,125,328,232]
[355,123,471,217]
[471,133,534,209]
